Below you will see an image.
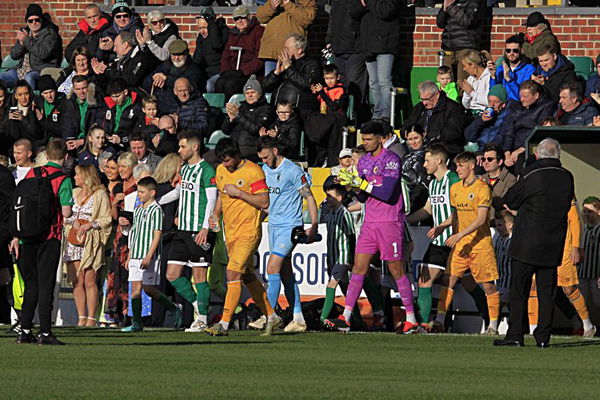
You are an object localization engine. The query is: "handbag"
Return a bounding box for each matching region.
[67,192,93,246]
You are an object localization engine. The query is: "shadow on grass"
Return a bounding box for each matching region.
[73,340,282,346]
[548,340,600,348]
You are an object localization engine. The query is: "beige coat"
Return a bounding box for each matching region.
[64,187,113,272]
[257,0,316,60]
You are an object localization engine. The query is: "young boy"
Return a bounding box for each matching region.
[122,177,181,332]
[135,95,161,138]
[330,148,353,176]
[493,210,513,311]
[437,66,459,102]
[260,101,302,160]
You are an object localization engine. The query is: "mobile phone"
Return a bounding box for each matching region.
[9,106,18,112]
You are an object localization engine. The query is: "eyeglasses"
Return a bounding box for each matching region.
[505,48,520,54]
[27,18,41,23]
[115,14,129,20]
[482,157,499,162]
[233,16,248,22]
[151,19,165,25]
[420,91,438,102]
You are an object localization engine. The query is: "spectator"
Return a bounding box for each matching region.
[10,138,34,184]
[147,40,202,106]
[136,10,180,62]
[0,4,62,90]
[329,148,353,176]
[96,2,143,62]
[96,78,142,149]
[437,65,459,102]
[349,0,400,121]
[436,0,483,83]
[555,82,599,126]
[401,125,430,211]
[531,44,577,103]
[153,115,179,157]
[193,7,230,93]
[585,55,600,98]
[77,126,115,170]
[260,100,302,160]
[61,75,102,149]
[400,80,467,157]
[103,154,122,194]
[257,0,316,76]
[383,123,406,159]
[216,6,265,101]
[63,164,112,327]
[521,11,561,61]
[263,33,322,119]
[480,143,516,217]
[465,84,515,150]
[34,75,66,142]
[5,80,44,152]
[129,132,162,173]
[57,46,94,95]
[501,80,555,171]
[222,75,274,161]
[135,95,161,138]
[165,77,209,137]
[489,35,536,102]
[326,0,368,112]
[65,3,112,63]
[460,50,491,114]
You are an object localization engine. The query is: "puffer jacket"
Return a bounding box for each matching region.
[465,100,517,150]
[501,97,556,151]
[326,0,360,55]
[555,99,599,126]
[522,29,561,61]
[436,0,482,51]
[220,17,264,76]
[9,24,62,72]
[349,0,401,55]
[533,55,578,103]
[96,91,143,145]
[61,83,103,140]
[222,97,274,147]
[65,13,112,62]
[34,92,67,141]
[272,113,302,160]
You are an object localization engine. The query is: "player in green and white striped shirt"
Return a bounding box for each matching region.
[122,177,181,332]
[159,132,217,332]
[579,197,600,315]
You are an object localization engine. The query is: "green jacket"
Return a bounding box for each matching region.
[522,29,561,61]
[438,81,459,102]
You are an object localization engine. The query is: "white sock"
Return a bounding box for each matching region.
[293,312,305,324]
[342,307,352,321]
[22,329,31,334]
[198,315,207,324]
[489,319,498,330]
[219,320,229,330]
[406,311,417,324]
[435,312,446,325]
[529,324,537,333]
[583,318,594,331]
[267,313,278,322]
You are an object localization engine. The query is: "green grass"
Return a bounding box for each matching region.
[1,328,599,399]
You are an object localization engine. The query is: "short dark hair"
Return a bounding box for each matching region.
[559,81,583,103]
[535,43,558,57]
[72,74,89,85]
[215,137,241,160]
[425,143,449,162]
[505,34,524,46]
[106,78,128,95]
[256,136,279,152]
[360,120,386,137]
[323,64,339,75]
[495,209,514,223]
[129,131,146,144]
[46,138,67,160]
[15,80,31,94]
[137,176,158,192]
[454,151,477,164]
[482,143,505,162]
[177,130,201,147]
[323,175,346,198]
[352,145,366,155]
[520,80,543,96]
[437,65,453,77]
[276,100,294,109]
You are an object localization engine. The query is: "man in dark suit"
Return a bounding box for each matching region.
[494,138,574,348]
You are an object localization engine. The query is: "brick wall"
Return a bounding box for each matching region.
[1,2,599,68]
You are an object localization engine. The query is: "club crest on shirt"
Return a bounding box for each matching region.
[237,179,245,186]
[373,166,379,174]
[468,193,475,200]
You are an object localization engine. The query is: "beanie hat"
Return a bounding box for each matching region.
[112,1,131,16]
[37,75,57,92]
[244,75,262,95]
[488,84,507,103]
[25,4,43,21]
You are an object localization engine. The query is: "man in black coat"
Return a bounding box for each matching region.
[61,75,102,151]
[65,4,112,63]
[400,80,468,157]
[34,75,66,142]
[531,44,578,103]
[193,8,229,93]
[494,138,574,348]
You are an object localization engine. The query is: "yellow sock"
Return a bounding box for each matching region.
[567,288,590,321]
[437,287,455,316]
[486,291,500,322]
[222,281,242,323]
[246,279,274,317]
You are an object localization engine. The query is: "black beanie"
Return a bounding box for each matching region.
[25,4,43,21]
[37,75,57,92]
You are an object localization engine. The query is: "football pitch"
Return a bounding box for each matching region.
[1,328,599,400]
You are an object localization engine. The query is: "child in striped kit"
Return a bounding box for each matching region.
[493,210,513,312]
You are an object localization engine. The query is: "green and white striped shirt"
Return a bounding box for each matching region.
[429,170,459,246]
[129,201,163,260]
[178,160,216,232]
[326,204,356,267]
[579,224,600,279]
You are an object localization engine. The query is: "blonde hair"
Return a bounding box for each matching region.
[82,126,106,154]
[117,152,138,169]
[153,153,182,184]
[461,50,490,68]
[75,164,104,193]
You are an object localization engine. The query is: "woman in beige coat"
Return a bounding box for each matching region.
[63,165,112,326]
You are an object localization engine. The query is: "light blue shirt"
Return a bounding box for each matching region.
[263,158,310,228]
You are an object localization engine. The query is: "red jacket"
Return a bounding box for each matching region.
[220,17,264,76]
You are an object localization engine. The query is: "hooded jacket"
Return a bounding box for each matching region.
[193,17,229,78]
[436,0,482,51]
[96,90,142,145]
[9,24,62,72]
[220,17,264,76]
[65,13,112,63]
[465,100,517,150]
[490,61,536,102]
[555,99,599,126]
[533,55,578,103]
[222,97,274,148]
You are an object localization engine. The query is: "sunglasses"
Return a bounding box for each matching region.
[27,18,41,23]
[233,16,248,22]
[151,19,165,25]
[505,48,520,54]
[482,157,499,162]
[115,14,130,20]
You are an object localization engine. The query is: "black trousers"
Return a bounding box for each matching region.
[506,259,557,344]
[17,239,61,333]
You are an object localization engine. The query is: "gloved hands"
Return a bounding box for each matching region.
[338,168,369,191]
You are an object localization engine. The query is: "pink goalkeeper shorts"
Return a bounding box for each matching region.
[356,221,405,261]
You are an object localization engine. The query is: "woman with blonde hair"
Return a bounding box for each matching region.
[77,126,114,170]
[63,164,112,326]
[459,50,492,114]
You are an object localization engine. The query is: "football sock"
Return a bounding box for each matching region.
[363,276,384,314]
[417,287,433,323]
[283,277,305,323]
[528,295,539,327]
[486,291,500,327]
[267,273,281,310]
[466,285,489,322]
[436,287,454,324]
[155,293,176,312]
[320,287,336,322]
[566,288,590,322]
[131,297,142,325]
[396,275,417,324]
[246,279,275,317]
[170,277,197,304]
[195,282,210,324]
[343,274,365,321]
[221,280,242,326]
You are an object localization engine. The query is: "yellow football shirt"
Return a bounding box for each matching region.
[450,178,493,254]
[216,160,268,240]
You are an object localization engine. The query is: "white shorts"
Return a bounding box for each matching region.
[128,259,160,285]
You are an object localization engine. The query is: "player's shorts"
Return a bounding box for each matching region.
[268,225,295,259]
[449,249,499,283]
[498,286,511,303]
[330,263,352,283]
[226,235,259,274]
[128,258,160,285]
[420,244,451,270]
[168,230,216,268]
[356,221,404,261]
[557,260,579,287]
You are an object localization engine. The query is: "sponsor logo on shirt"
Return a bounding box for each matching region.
[431,194,447,204]
[385,161,399,170]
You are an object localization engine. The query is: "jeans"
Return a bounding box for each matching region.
[264,60,277,77]
[206,73,220,93]
[365,54,394,119]
[0,69,40,90]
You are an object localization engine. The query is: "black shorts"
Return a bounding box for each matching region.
[167,231,216,268]
[421,244,451,270]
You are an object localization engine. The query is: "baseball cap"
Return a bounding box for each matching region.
[232,5,250,19]
[339,148,352,159]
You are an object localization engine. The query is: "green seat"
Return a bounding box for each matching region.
[265,92,272,103]
[409,67,439,106]
[205,130,227,150]
[203,93,225,109]
[568,56,594,80]
[346,94,355,123]
[228,93,245,105]
[60,58,69,69]
[2,55,19,70]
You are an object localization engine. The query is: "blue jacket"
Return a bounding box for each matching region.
[555,100,599,126]
[585,73,600,98]
[501,98,556,151]
[490,62,536,102]
[465,101,516,150]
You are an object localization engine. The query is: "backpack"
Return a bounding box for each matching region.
[9,167,64,241]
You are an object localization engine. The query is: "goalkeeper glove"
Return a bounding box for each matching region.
[338,168,369,191]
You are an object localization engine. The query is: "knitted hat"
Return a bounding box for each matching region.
[112,1,131,16]
[488,84,507,103]
[37,75,57,92]
[25,4,43,21]
[244,75,262,95]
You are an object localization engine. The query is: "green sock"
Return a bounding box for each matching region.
[195,282,210,316]
[170,277,197,304]
[467,285,489,321]
[363,276,384,314]
[320,287,336,322]
[156,293,176,312]
[131,297,142,325]
[417,287,432,323]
